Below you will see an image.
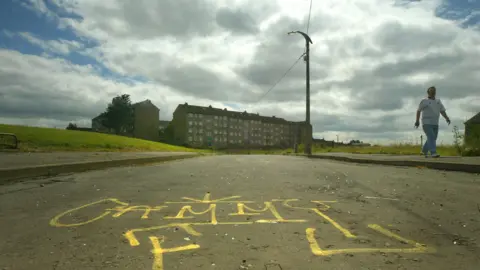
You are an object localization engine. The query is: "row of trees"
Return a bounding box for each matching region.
[67,94,135,135]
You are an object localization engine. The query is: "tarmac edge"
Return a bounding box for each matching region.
[0,153,201,185]
[307,154,480,174]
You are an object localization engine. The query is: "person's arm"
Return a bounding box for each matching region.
[440,111,449,120]
[415,100,424,127]
[439,100,450,124]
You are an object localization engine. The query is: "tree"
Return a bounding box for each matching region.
[66,123,77,130]
[160,123,175,143]
[102,94,134,135]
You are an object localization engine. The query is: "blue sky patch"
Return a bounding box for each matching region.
[0,0,148,85]
[435,0,480,28]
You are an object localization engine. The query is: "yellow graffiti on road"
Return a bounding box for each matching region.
[306,224,436,256]
[111,205,166,219]
[125,223,202,247]
[150,235,200,270]
[230,201,306,223]
[282,199,356,238]
[50,193,436,270]
[50,198,128,227]
[165,192,253,204]
[164,203,218,224]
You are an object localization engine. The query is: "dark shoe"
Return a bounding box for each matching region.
[432,154,440,158]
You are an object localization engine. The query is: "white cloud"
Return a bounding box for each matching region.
[16,32,83,55]
[0,49,239,127]
[2,0,480,145]
[19,0,57,20]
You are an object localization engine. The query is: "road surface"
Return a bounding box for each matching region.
[1,155,479,270]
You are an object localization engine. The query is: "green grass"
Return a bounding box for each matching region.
[237,144,459,156]
[0,124,206,153]
[311,143,459,156]
[210,143,460,156]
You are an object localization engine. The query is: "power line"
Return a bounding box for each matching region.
[306,0,313,34]
[255,53,306,103]
[251,0,313,106]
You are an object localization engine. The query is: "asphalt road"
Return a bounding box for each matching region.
[1,155,479,270]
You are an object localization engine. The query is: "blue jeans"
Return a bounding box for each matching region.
[422,124,439,155]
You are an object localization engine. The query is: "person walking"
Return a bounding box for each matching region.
[415,86,451,157]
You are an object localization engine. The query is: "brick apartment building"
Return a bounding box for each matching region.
[92,99,160,141]
[170,103,310,148]
[464,112,480,146]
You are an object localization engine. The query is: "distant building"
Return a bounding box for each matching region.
[170,103,310,148]
[313,138,335,147]
[91,99,160,141]
[159,120,170,131]
[132,100,160,141]
[91,113,111,133]
[464,112,480,146]
[349,140,371,146]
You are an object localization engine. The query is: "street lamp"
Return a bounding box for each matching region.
[288,31,313,155]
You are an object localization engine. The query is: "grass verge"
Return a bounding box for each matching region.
[311,144,459,156]
[206,144,460,156]
[0,124,206,153]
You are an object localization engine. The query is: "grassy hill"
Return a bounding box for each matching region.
[0,124,200,152]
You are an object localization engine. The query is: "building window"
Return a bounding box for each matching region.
[188,136,193,141]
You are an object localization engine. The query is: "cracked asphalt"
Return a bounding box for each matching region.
[0,155,479,270]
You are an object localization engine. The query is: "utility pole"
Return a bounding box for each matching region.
[288,31,313,155]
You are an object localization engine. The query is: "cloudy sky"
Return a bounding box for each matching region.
[0,0,479,144]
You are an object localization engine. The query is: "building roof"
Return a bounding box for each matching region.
[175,103,294,124]
[92,112,106,121]
[133,99,159,110]
[465,112,480,125]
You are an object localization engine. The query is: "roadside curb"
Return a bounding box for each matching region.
[0,153,200,185]
[307,154,480,174]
